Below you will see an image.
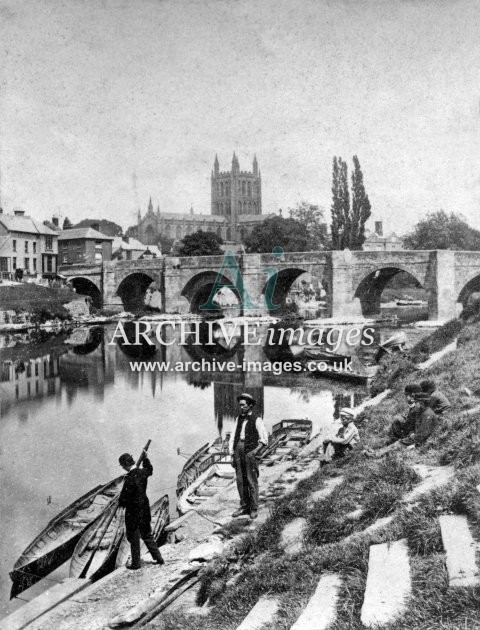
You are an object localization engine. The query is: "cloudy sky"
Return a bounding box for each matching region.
[0,0,479,233]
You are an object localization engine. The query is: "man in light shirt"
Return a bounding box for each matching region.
[229,393,269,520]
[322,408,360,461]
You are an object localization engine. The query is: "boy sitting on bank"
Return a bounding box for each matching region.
[322,408,360,462]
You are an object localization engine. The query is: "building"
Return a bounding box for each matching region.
[134,153,267,246]
[0,208,58,278]
[112,236,161,261]
[58,226,114,265]
[363,221,404,252]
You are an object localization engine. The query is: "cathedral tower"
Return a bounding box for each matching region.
[211,153,262,238]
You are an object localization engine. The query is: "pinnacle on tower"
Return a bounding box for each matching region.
[232,152,239,172]
[253,154,258,176]
[148,197,153,213]
[214,154,219,175]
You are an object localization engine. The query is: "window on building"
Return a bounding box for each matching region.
[33,242,37,254]
[25,241,28,253]
[242,181,246,195]
[12,257,17,270]
[47,256,53,272]
[248,182,252,197]
[0,258,8,272]
[46,236,53,250]
[24,258,29,271]
[12,239,16,252]
[33,259,37,272]
[63,255,67,263]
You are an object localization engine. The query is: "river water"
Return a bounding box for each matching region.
[0,312,428,617]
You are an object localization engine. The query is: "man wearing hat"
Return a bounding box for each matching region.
[386,383,422,444]
[413,391,440,446]
[322,408,360,461]
[118,452,164,570]
[228,393,269,520]
[420,379,451,416]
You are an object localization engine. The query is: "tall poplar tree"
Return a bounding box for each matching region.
[330,155,371,250]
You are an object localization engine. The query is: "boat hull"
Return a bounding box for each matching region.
[9,477,123,599]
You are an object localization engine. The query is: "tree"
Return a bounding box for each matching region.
[403,211,480,250]
[245,216,310,253]
[330,155,371,250]
[178,230,224,256]
[73,219,123,236]
[288,202,330,250]
[63,217,73,230]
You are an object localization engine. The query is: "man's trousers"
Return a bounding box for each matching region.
[233,440,260,511]
[126,520,163,568]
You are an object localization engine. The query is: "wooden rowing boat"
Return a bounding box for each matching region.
[176,435,230,500]
[115,494,170,568]
[69,496,125,581]
[9,476,124,599]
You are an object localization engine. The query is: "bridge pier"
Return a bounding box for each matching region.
[103,263,124,311]
[330,250,363,319]
[428,251,457,322]
[240,254,268,316]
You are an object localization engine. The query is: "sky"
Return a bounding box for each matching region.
[0,0,479,234]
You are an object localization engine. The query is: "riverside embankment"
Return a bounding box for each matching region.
[5,314,479,629]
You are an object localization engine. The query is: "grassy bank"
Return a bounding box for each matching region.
[152,317,480,630]
[0,284,79,320]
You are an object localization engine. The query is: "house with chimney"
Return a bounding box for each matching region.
[58,223,114,266]
[363,221,403,251]
[0,208,58,278]
[111,236,161,261]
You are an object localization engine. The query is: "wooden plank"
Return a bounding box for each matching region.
[360,539,411,627]
[439,514,480,587]
[290,573,341,630]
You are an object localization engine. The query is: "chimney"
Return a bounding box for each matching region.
[52,216,59,227]
[375,221,383,236]
[91,222,100,232]
[14,208,25,216]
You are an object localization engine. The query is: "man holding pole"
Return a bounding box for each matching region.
[118,450,164,570]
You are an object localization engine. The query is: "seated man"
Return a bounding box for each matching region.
[387,383,422,444]
[322,408,360,462]
[420,379,451,416]
[414,391,440,446]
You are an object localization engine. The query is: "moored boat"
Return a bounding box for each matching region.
[10,476,124,599]
[176,435,230,500]
[69,497,125,581]
[115,494,170,568]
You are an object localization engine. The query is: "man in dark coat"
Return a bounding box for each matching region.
[118,452,164,570]
[420,379,451,416]
[228,393,269,520]
[387,383,422,444]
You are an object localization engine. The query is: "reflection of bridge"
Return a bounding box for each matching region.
[60,249,480,320]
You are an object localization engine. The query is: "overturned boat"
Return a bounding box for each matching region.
[10,476,123,599]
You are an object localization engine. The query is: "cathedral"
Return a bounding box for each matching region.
[135,153,268,246]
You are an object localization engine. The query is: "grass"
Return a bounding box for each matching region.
[0,284,78,319]
[151,317,480,630]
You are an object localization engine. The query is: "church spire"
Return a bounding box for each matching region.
[148,197,153,213]
[232,151,239,173]
[253,154,258,176]
[214,154,219,176]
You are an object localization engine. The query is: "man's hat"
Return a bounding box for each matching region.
[414,392,431,403]
[237,393,256,406]
[119,453,135,467]
[420,379,436,394]
[340,407,355,418]
[404,383,422,395]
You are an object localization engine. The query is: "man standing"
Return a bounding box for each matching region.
[229,393,269,520]
[118,452,164,570]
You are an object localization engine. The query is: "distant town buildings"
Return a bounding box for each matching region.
[0,208,58,278]
[112,236,161,261]
[363,221,403,251]
[134,153,268,246]
[58,225,114,265]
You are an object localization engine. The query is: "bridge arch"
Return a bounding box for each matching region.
[117,272,156,312]
[457,273,480,310]
[261,267,312,313]
[69,277,102,308]
[181,271,241,315]
[354,266,425,316]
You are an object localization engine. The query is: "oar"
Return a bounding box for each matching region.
[79,439,152,579]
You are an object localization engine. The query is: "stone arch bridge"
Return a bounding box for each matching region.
[59,250,480,321]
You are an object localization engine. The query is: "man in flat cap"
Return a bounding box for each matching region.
[420,379,451,416]
[228,393,269,520]
[118,452,164,570]
[322,407,360,462]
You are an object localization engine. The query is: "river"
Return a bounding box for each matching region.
[0,313,428,618]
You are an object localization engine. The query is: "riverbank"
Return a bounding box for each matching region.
[151,315,480,630]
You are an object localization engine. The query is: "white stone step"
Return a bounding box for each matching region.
[360,539,411,627]
[439,514,480,587]
[280,517,307,555]
[290,573,341,630]
[236,596,280,630]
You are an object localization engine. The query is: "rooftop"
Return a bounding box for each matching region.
[58,228,114,241]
